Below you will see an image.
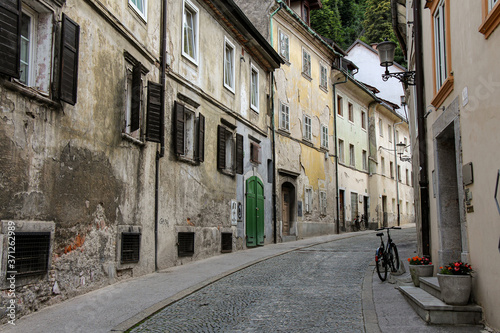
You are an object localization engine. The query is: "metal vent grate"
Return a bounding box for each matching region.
[221,232,232,253]
[11,232,51,277]
[121,233,141,264]
[178,232,194,257]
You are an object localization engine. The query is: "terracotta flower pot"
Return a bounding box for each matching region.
[437,273,472,305]
[409,264,434,287]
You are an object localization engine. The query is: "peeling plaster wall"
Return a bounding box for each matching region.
[0,0,160,321]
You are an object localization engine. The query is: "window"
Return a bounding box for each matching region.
[267,159,273,183]
[305,188,313,213]
[178,232,195,257]
[250,141,261,164]
[362,150,367,171]
[490,0,499,11]
[348,103,354,122]
[320,191,327,215]
[338,139,345,163]
[390,161,394,178]
[124,61,145,138]
[279,30,289,61]
[129,0,147,21]
[349,144,355,167]
[480,0,500,38]
[406,169,409,185]
[302,49,311,77]
[221,232,232,253]
[398,165,401,182]
[434,0,447,90]
[0,7,79,104]
[250,64,259,112]
[303,115,312,141]
[379,119,383,137]
[320,64,328,89]
[217,123,243,175]
[361,110,366,130]
[302,2,310,25]
[388,125,392,142]
[121,233,141,264]
[321,124,329,149]
[279,101,290,131]
[381,157,385,175]
[174,101,205,163]
[337,95,343,116]
[182,0,199,63]
[11,233,50,277]
[224,38,235,92]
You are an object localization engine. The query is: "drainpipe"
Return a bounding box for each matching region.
[333,69,348,234]
[270,2,283,244]
[154,0,167,271]
[394,121,404,226]
[414,0,430,256]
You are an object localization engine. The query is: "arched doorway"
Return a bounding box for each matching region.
[281,182,295,235]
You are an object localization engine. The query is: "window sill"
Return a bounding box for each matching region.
[220,169,235,177]
[301,72,312,81]
[302,139,314,147]
[122,133,145,146]
[431,75,454,108]
[176,155,199,165]
[319,85,328,94]
[2,79,60,109]
[277,128,290,136]
[479,1,500,38]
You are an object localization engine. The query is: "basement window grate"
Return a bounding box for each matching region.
[221,232,232,253]
[10,232,51,277]
[121,233,141,264]
[178,232,195,257]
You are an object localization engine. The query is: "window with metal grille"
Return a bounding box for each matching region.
[11,232,50,277]
[178,232,195,257]
[221,233,232,253]
[121,233,140,264]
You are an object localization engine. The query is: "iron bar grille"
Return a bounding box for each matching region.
[11,232,51,277]
[221,232,232,253]
[121,233,141,264]
[178,232,194,257]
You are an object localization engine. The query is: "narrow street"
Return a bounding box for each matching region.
[130,229,417,333]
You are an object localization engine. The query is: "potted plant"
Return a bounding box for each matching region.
[437,262,473,305]
[408,256,433,287]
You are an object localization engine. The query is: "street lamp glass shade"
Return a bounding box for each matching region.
[396,142,406,156]
[377,40,397,67]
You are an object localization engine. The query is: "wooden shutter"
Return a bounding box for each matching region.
[196,113,205,162]
[174,102,185,155]
[217,125,226,169]
[0,0,21,78]
[245,177,257,247]
[146,81,162,143]
[130,64,141,132]
[59,14,80,105]
[235,133,243,174]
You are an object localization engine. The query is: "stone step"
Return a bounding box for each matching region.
[281,235,297,242]
[398,285,483,325]
[420,277,441,299]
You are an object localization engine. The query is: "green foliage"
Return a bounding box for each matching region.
[310,0,344,47]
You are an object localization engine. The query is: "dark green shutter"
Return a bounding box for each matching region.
[217,125,226,169]
[174,102,185,155]
[236,134,243,174]
[146,81,162,143]
[256,178,265,245]
[196,113,205,162]
[130,63,141,131]
[246,176,265,247]
[0,0,21,78]
[59,14,80,105]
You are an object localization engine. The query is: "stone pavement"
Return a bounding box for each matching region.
[0,224,491,332]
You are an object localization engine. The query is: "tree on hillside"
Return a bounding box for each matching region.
[310,0,344,47]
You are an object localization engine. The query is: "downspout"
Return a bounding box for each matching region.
[155,0,167,271]
[333,69,348,234]
[270,1,283,244]
[414,0,430,256]
[394,121,404,226]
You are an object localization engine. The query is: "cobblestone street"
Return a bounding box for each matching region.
[130,229,417,333]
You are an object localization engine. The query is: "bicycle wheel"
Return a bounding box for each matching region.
[375,249,388,281]
[388,245,400,272]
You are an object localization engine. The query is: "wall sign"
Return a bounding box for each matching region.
[231,200,238,225]
[237,202,243,221]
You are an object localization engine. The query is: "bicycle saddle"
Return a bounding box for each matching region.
[376,233,384,237]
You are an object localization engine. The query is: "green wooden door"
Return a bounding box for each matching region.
[246,176,265,247]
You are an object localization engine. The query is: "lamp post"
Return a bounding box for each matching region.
[393,122,404,226]
[377,40,416,88]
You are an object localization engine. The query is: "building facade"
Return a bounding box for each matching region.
[400,0,500,329]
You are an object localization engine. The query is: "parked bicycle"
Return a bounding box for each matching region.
[374,226,401,281]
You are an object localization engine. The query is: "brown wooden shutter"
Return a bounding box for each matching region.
[236,133,244,174]
[217,125,226,169]
[174,102,185,155]
[146,81,162,143]
[196,113,205,162]
[0,0,21,78]
[130,63,141,132]
[59,14,80,105]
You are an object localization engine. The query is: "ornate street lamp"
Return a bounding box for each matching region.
[377,40,416,87]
